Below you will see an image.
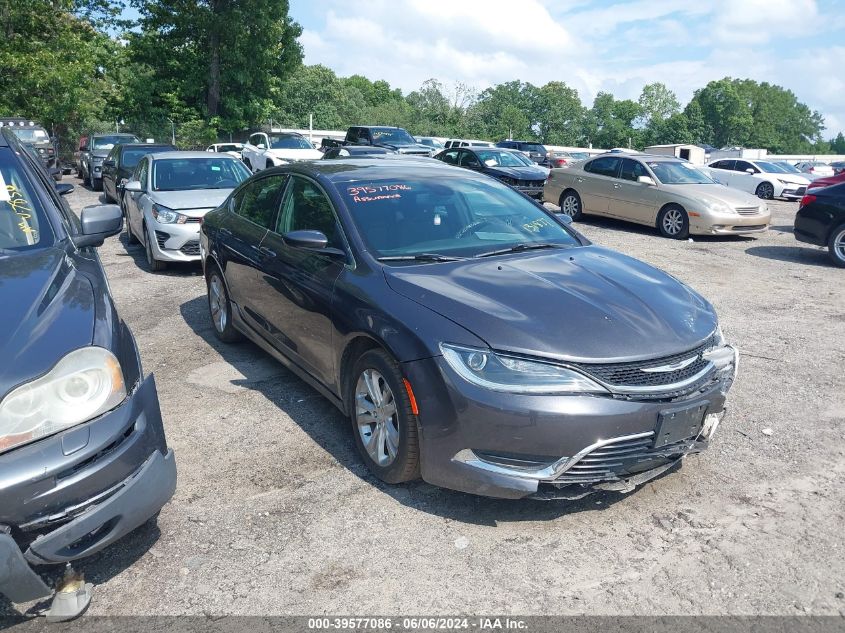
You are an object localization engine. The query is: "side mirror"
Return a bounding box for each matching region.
[637,175,656,186]
[257,143,266,150]
[73,204,122,248]
[55,183,74,196]
[103,159,115,168]
[123,180,142,193]
[745,168,755,175]
[283,229,328,249]
[558,213,573,225]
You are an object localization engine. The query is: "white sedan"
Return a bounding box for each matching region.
[705,158,810,200]
[206,143,244,159]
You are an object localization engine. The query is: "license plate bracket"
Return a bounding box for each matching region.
[654,402,709,448]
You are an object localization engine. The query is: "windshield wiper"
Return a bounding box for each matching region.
[475,243,565,258]
[377,253,465,262]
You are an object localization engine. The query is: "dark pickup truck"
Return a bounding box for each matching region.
[321,126,433,156]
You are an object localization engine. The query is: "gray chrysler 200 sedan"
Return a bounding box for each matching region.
[200,158,738,500]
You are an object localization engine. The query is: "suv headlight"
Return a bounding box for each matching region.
[0,347,127,454]
[152,204,187,224]
[440,343,607,394]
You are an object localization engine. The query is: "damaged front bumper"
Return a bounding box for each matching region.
[0,375,176,603]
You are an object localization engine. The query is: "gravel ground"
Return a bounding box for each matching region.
[3,177,844,617]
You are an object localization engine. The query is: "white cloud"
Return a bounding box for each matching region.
[296,0,844,136]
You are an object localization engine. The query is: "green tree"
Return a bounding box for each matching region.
[128,0,302,133]
[831,132,845,154]
[536,81,584,145]
[584,92,642,149]
[638,82,680,124]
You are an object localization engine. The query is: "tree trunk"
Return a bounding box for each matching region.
[207,0,222,117]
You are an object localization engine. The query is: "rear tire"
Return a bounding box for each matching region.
[828,223,845,268]
[144,224,166,272]
[349,349,420,484]
[657,205,690,239]
[207,266,244,342]
[756,181,775,199]
[558,190,583,220]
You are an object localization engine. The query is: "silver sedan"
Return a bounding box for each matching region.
[122,151,251,271]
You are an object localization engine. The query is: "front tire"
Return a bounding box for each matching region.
[144,224,167,272]
[558,190,583,220]
[657,205,690,239]
[828,223,845,268]
[349,349,420,484]
[756,182,775,199]
[207,267,244,342]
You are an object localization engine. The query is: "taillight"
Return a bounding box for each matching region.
[799,194,816,207]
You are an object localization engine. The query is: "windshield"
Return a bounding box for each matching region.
[419,138,444,149]
[647,161,715,185]
[342,175,579,261]
[215,144,242,152]
[754,161,783,173]
[570,152,589,160]
[0,148,55,252]
[521,144,546,154]
[152,157,252,191]
[92,135,140,151]
[10,128,49,144]
[122,147,170,169]
[774,161,801,173]
[269,135,313,150]
[370,128,416,145]
[476,150,534,168]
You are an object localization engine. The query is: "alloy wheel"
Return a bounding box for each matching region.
[662,208,684,236]
[209,275,227,333]
[355,369,399,467]
[833,228,845,263]
[561,194,579,217]
[757,182,774,199]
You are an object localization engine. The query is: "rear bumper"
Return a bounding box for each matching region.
[0,375,176,603]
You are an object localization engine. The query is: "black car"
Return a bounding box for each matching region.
[794,182,845,267]
[434,147,547,199]
[495,140,549,166]
[102,142,176,205]
[200,158,736,500]
[0,128,176,617]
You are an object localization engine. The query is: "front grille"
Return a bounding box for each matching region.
[554,434,693,484]
[571,338,713,389]
[180,241,200,256]
[154,230,169,249]
[736,207,760,216]
[732,225,766,231]
[516,180,544,188]
[185,217,202,223]
[795,186,806,195]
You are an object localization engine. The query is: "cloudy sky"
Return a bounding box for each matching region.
[290,0,845,136]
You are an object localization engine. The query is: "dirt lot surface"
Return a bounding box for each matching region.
[4,178,844,617]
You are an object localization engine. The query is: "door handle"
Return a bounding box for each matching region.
[613,183,621,189]
[258,245,276,258]
[576,177,584,182]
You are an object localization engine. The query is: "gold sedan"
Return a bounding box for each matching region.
[544,154,771,239]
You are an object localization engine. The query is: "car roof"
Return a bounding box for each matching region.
[148,150,239,160]
[119,143,173,151]
[266,157,462,184]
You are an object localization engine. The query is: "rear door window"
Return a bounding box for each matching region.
[585,156,622,178]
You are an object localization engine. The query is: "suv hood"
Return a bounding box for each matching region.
[91,149,111,159]
[150,189,233,211]
[486,165,547,180]
[376,142,432,154]
[0,248,95,399]
[269,148,323,161]
[384,246,716,363]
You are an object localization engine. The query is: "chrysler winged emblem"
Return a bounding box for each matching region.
[640,356,698,373]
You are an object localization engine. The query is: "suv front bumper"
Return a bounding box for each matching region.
[0,375,176,603]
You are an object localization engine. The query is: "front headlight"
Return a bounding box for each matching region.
[702,199,735,214]
[0,347,127,454]
[152,204,187,224]
[440,343,607,394]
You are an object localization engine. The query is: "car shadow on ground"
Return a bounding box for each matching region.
[0,519,162,617]
[113,232,203,277]
[745,244,833,268]
[567,215,757,243]
[178,295,676,527]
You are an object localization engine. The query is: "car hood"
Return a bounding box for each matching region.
[0,248,95,399]
[383,246,716,363]
[150,189,234,211]
[485,165,547,180]
[91,149,111,159]
[671,183,762,207]
[269,148,323,161]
